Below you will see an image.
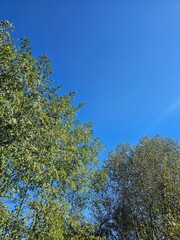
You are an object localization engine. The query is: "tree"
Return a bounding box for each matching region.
[0,21,103,239]
[93,136,180,240]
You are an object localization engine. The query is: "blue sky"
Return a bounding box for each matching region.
[1,0,180,160]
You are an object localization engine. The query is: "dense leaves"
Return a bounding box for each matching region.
[0,21,103,239]
[93,136,180,239]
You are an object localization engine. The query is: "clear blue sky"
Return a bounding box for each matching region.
[1,0,180,160]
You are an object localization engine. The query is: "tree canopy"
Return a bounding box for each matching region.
[0,21,103,239]
[93,136,180,239]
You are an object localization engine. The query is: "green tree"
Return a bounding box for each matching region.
[0,21,103,239]
[93,136,180,240]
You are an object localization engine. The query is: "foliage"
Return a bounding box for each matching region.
[0,20,103,239]
[93,136,180,240]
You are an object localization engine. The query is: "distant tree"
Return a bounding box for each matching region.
[93,136,180,240]
[0,21,104,239]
